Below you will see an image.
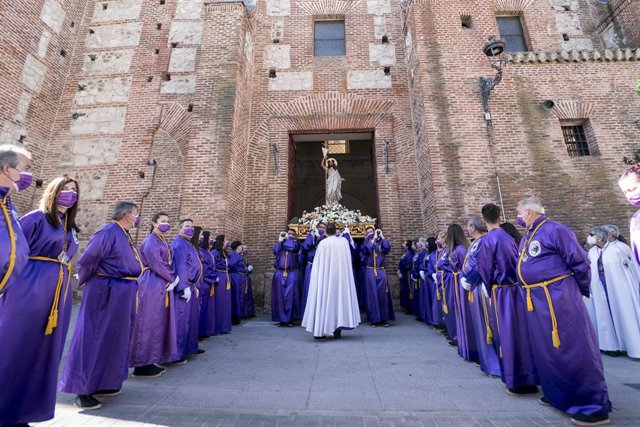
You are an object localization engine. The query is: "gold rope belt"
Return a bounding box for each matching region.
[521,274,571,349]
[0,200,17,294]
[367,266,388,292]
[29,256,72,335]
[491,285,503,357]
[95,270,143,312]
[481,290,494,347]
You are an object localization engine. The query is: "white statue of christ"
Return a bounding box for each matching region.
[321,151,344,206]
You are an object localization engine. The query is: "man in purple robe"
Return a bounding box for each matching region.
[410,240,427,321]
[0,176,79,426]
[397,239,414,314]
[516,196,611,426]
[229,240,247,324]
[362,226,394,326]
[272,228,300,326]
[129,212,178,377]
[300,223,327,314]
[171,219,204,361]
[197,231,216,337]
[423,238,444,328]
[0,144,32,297]
[60,202,144,410]
[242,245,256,318]
[211,235,232,334]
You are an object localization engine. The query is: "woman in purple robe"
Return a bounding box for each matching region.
[211,234,232,334]
[272,229,301,326]
[435,235,456,345]
[460,217,501,378]
[129,212,178,377]
[198,230,216,337]
[362,226,395,326]
[420,237,438,326]
[60,201,144,410]
[397,239,414,313]
[0,144,32,297]
[300,223,327,315]
[171,220,204,361]
[410,240,427,321]
[424,239,444,328]
[516,196,610,426]
[0,176,79,426]
[242,245,256,318]
[229,240,247,324]
[445,224,477,362]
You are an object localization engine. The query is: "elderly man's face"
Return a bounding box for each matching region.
[2,153,31,184]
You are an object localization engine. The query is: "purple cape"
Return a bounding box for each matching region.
[0,210,78,424]
[60,221,143,395]
[129,231,178,366]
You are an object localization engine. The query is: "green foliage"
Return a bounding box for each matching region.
[636,75,640,96]
[623,148,640,165]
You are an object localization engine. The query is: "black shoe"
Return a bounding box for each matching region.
[382,322,390,328]
[506,385,539,396]
[447,339,458,347]
[539,396,551,406]
[132,364,165,378]
[232,319,241,325]
[333,329,342,339]
[287,322,294,327]
[195,348,205,355]
[93,389,121,397]
[314,336,327,341]
[277,322,288,327]
[74,394,102,409]
[166,357,188,365]
[601,350,622,357]
[8,424,31,427]
[570,413,610,426]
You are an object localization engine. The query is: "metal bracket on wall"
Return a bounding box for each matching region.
[383,138,391,173]
[271,143,279,175]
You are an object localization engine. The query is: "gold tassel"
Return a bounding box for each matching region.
[45,310,58,335]
[486,325,493,344]
[499,346,503,358]
[436,290,441,300]
[526,288,534,311]
[136,293,139,313]
[468,291,474,303]
[210,284,215,297]
[552,330,561,348]
[165,292,169,309]
[226,280,231,291]
[443,304,449,314]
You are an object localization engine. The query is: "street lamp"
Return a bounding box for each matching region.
[478,36,507,222]
[479,36,506,122]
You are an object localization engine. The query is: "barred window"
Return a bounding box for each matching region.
[496,16,528,52]
[561,124,591,157]
[314,20,345,57]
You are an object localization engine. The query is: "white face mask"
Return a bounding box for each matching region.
[587,235,597,245]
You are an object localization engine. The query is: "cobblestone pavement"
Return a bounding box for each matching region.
[35,309,640,426]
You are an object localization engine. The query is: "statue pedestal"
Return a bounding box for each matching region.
[288,203,376,239]
[288,222,376,239]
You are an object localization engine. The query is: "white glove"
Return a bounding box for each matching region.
[247,265,254,273]
[181,286,192,302]
[397,270,403,279]
[215,276,220,283]
[166,276,179,292]
[431,273,437,283]
[278,232,287,243]
[311,227,318,236]
[460,277,471,291]
[481,283,489,299]
[419,271,426,281]
[343,226,351,235]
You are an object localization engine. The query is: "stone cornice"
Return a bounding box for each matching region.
[505,48,640,64]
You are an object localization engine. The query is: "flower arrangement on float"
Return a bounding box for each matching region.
[288,204,376,239]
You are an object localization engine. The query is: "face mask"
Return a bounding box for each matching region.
[587,235,597,245]
[198,235,205,244]
[516,215,527,228]
[209,239,215,246]
[626,191,640,208]
[366,232,374,240]
[12,171,33,192]
[224,241,230,249]
[132,215,141,228]
[183,226,195,237]
[57,190,77,208]
[436,241,443,249]
[318,228,326,236]
[242,247,248,255]
[288,233,295,239]
[157,223,170,233]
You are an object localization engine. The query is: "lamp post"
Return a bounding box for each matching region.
[478,36,507,221]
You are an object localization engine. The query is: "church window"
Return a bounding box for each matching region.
[561,121,596,157]
[496,16,528,52]
[314,20,346,57]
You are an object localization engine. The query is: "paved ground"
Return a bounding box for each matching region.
[36,309,640,426]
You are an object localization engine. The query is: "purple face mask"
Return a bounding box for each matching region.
[133,215,141,228]
[198,235,205,244]
[57,190,77,208]
[366,232,374,240]
[626,192,640,208]
[516,215,527,228]
[183,226,195,237]
[318,228,326,236]
[209,239,215,246]
[157,223,170,233]
[436,241,443,249]
[13,171,33,192]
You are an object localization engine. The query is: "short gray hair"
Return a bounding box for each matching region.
[467,215,487,232]
[112,201,138,220]
[0,144,32,169]
[517,196,546,215]
[601,224,620,239]
[590,226,607,242]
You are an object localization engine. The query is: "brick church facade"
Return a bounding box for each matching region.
[1,0,639,309]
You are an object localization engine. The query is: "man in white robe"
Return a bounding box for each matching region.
[302,223,361,340]
[586,226,640,358]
